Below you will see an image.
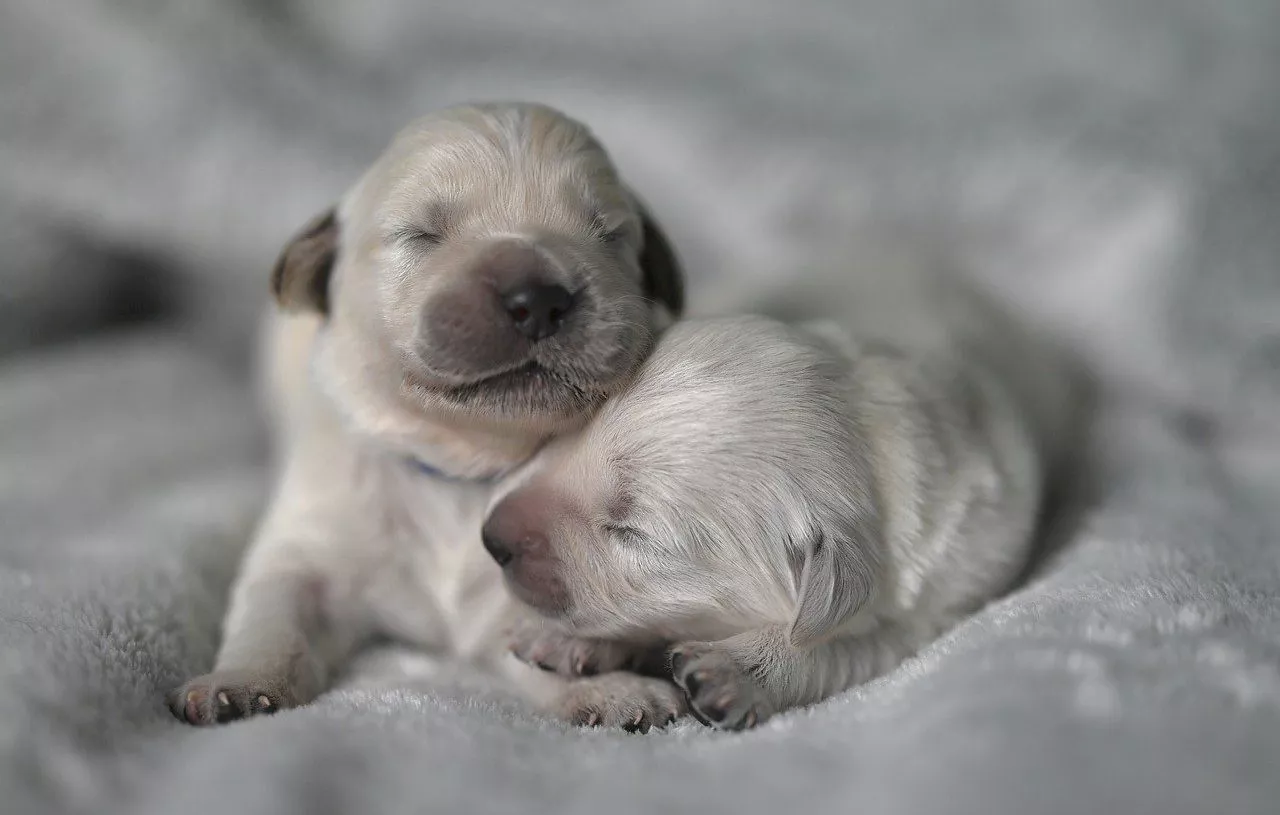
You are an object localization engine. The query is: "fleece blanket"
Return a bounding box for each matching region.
[2,1,1279,813]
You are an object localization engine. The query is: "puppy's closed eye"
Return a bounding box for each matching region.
[603,523,651,545]
[387,202,452,249]
[389,227,444,249]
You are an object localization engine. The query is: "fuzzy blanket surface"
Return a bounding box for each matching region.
[2,1,1279,813]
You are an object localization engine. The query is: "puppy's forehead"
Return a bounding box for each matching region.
[372,105,629,221]
[592,317,840,469]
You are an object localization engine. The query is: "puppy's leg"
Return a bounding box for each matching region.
[168,548,371,725]
[670,624,914,730]
[169,440,382,725]
[507,615,668,678]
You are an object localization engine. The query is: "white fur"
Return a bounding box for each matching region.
[488,259,1079,729]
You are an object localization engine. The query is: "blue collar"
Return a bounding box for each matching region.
[406,456,504,486]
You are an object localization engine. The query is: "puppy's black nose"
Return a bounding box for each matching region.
[482,530,514,567]
[501,282,574,341]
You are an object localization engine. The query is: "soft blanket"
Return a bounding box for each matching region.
[2,1,1279,813]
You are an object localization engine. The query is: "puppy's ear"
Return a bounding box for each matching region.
[787,525,878,648]
[632,195,685,317]
[271,207,338,313]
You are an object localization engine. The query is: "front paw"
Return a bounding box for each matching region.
[167,669,299,726]
[553,674,686,734]
[509,623,655,678]
[669,642,775,731]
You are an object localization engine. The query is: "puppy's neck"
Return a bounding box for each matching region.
[384,411,553,481]
[309,323,565,481]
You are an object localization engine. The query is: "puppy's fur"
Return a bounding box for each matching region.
[169,103,686,730]
[484,259,1079,729]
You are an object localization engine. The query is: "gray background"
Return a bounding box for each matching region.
[2,1,1279,813]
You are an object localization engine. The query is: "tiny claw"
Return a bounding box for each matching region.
[669,650,686,676]
[683,671,704,697]
[742,709,758,729]
[585,710,601,727]
[183,690,203,724]
[214,690,240,723]
[623,710,650,734]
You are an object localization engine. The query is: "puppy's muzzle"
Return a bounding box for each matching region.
[418,240,585,380]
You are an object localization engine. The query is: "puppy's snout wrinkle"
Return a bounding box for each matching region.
[502,281,574,341]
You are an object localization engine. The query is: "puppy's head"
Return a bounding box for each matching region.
[482,316,882,647]
[271,103,684,468]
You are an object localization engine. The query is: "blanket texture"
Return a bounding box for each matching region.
[2,1,1279,813]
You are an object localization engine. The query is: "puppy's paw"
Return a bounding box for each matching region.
[553,673,686,734]
[167,670,298,726]
[509,623,654,678]
[670,642,775,731]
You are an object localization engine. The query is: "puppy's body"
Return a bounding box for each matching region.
[252,312,516,664]
[485,264,1079,729]
[171,103,686,730]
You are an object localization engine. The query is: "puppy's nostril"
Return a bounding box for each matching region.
[501,282,575,341]
[482,531,514,567]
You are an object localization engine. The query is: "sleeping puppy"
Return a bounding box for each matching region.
[168,102,688,729]
[483,267,1078,730]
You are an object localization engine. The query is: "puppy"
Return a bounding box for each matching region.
[483,266,1078,729]
[169,102,688,731]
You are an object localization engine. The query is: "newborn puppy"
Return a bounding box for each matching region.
[484,274,1076,729]
[169,102,687,730]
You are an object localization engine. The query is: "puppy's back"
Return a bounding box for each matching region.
[731,241,1088,487]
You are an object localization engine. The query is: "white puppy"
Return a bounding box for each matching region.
[483,263,1080,729]
[169,102,688,731]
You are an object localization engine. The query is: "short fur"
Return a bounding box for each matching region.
[168,102,686,730]
[484,263,1078,729]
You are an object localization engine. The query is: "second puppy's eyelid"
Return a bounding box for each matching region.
[604,523,650,543]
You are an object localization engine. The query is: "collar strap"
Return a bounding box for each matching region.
[405,456,505,485]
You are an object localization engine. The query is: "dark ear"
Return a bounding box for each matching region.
[788,524,879,648]
[632,195,685,317]
[270,207,338,313]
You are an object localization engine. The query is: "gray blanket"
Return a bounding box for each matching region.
[3,1,1279,813]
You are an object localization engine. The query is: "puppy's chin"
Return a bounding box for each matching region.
[504,573,573,618]
[413,333,653,425]
[433,361,608,423]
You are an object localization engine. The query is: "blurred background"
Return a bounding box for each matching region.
[2,2,1279,813]
[5,0,1279,523]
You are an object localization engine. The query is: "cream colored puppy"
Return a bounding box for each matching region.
[169,103,687,731]
[484,266,1079,729]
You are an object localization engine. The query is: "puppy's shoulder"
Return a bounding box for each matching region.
[259,310,355,456]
